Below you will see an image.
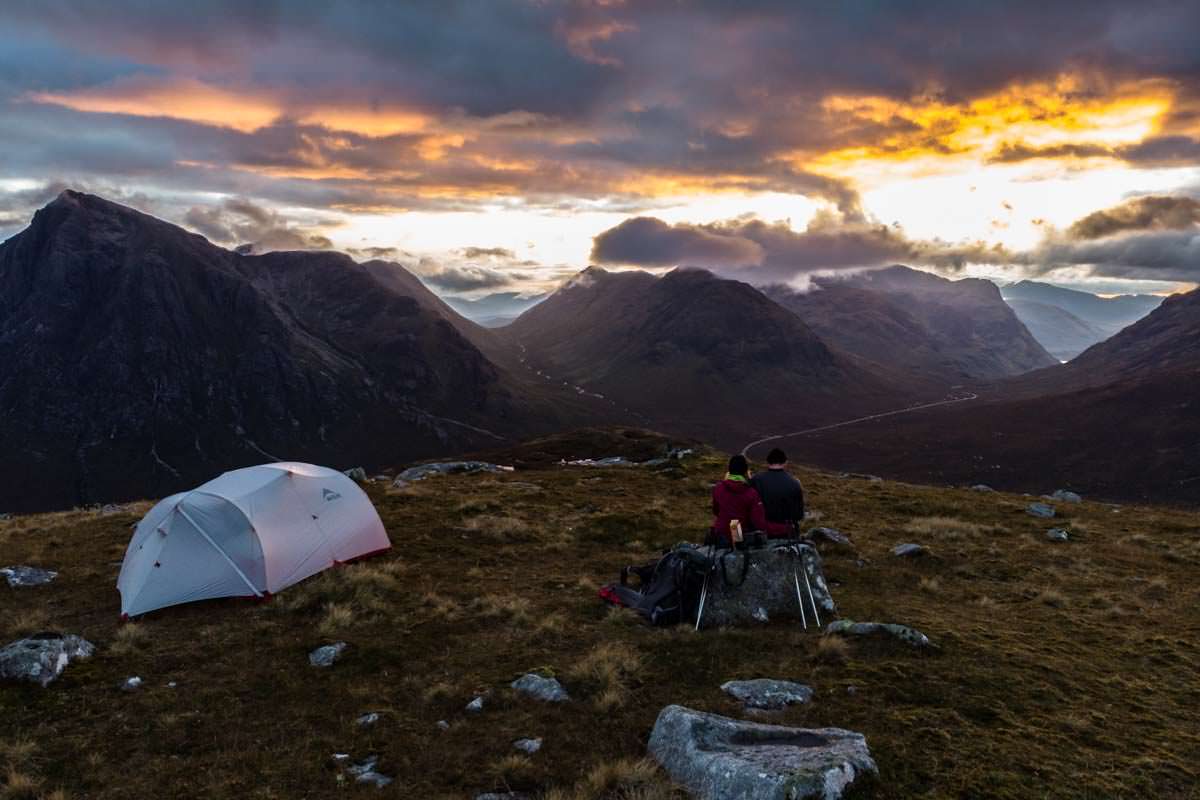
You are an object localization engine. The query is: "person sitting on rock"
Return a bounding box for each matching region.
[710,454,792,547]
[750,447,805,532]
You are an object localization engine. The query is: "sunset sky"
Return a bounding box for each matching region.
[2,1,1199,298]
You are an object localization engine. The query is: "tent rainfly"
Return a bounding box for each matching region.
[118,462,390,618]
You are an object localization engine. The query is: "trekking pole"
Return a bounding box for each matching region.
[793,570,808,630]
[694,568,710,632]
[801,551,821,627]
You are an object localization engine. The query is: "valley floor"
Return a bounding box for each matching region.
[2,454,1199,798]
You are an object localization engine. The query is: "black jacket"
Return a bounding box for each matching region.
[750,468,805,525]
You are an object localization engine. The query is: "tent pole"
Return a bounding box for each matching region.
[176,503,263,597]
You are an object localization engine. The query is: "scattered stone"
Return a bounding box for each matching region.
[356,712,381,727]
[465,696,485,714]
[1026,503,1056,519]
[308,642,347,667]
[0,633,95,687]
[681,542,836,629]
[436,719,451,731]
[891,543,925,558]
[1,566,58,587]
[563,456,632,467]
[333,754,392,788]
[648,705,877,800]
[371,474,390,482]
[846,686,858,696]
[511,673,570,703]
[394,461,513,485]
[167,681,177,688]
[121,676,143,692]
[751,608,770,623]
[513,737,543,754]
[806,527,853,547]
[99,503,128,515]
[826,620,933,649]
[0,512,11,521]
[721,679,814,710]
[1046,528,1070,543]
[342,467,368,482]
[1050,490,1082,504]
[970,484,995,492]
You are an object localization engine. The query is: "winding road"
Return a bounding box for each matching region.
[740,392,979,457]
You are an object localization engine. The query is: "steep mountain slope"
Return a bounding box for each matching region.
[1001,280,1162,334]
[1005,298,1109,361]
[766,266,1057,383]
[778,286,1200,504]
[503,267,919,447]
[0,191,587,511]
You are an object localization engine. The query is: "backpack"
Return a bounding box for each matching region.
[599,545,751,627]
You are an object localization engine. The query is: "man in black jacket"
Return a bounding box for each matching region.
[750,448,805,531]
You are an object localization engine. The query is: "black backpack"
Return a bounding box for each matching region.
[600,545,751,627]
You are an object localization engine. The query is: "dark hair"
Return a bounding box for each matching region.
[766,448,787,465]
[727,454,749,477]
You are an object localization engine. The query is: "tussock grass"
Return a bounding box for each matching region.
[3,608,49,639]
[471,593,533,627]
[813,635,850,665]
[902,516,1007,540]
[0,767,39,800]
[463,514,530,537]
[108,622,149,655]
[316,602,355,637]
[569,642,643,712]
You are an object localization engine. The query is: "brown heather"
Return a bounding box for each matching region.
[0,453,1198,797]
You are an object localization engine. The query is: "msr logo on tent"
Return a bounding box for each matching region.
[322,488,342,502]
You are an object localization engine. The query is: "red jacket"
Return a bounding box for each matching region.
[711,478,793,546]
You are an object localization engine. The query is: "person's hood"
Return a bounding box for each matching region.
[720,478,752,493]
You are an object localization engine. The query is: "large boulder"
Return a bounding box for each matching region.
[393,461,512,485]
[826,620,933,648]
[1,565,57,587]
[682,543,835,630]
[511,673,570,702]
[0,633,95,687]
[648,705,877,800]
[721,679,813,710]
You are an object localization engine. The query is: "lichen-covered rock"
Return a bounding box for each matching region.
[1026,503,1056,518]
[511,673,569,702]
[514,737,543,754]
[1,566,58,587]
[465,696,485,713]
[806,528,853,548]
[1050,490,1082,504]
[970,484,995,492]
[648,705,877,800]
[308,642,347,667]
[332,754,392,788]
[891,543,925,558]
[825,620,932,648]
[342,467,368,482]
[394,461,512,485]
[682,543,835,630]
[721,679,814,710]
[0,633,95,687]
[356,712,380,727]
[1046,528,1070,543]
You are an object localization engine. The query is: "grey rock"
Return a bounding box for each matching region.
[564,456,632,467]
[99,503,128,515]
[683,543,835,630]
[1050,490,1082,504]
[356,712,380,727]
[826,620,932,648]
[1046,528,1070,543]
[511,673,570,702]
[394,461,512,485]
[1026,503,1056,518]
[751,607,770,623]
[1,566,58,587]
[0,633,95,687]
[891,543,925,558]
[121,676,143,692]
[806,527,852,547]
[335,754,392,789]
[970,484,995,492]
[0,512,11,521]
[308,642,347,667]
[513,737,543,754]
[721,679,814,710]
[342,467,368,482]
[436,719,451,730]
[465,696,486,713]
[648,705,877,800]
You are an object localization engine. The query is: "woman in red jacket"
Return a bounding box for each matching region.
[710,455,793,547]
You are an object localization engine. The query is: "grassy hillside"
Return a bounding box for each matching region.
[2,450,1199,799]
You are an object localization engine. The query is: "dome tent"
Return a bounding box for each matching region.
[118,463,390,618]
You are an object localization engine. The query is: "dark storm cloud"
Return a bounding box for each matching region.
[1024,231,1200,281]
[1067,195,1200,239]
[3,1,1200,224]
[459,247,516,260]
[591,213,1012,280]
[416,263,515,292]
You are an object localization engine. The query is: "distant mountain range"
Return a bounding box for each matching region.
[765,266,1057,382]
[2,192,1194,509]
[1002,280,1162,360]
[0,192,607,511]
[442,291,548,327]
